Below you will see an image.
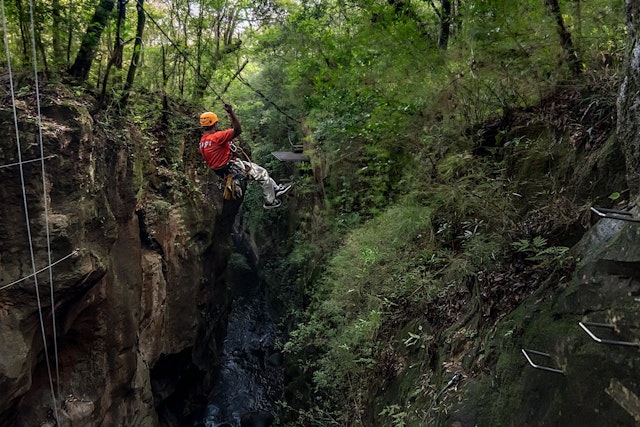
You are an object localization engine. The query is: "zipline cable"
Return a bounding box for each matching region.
[236,74,300,123]
[138,4,267,168]
[136,0,300,123]
[28,0,62,404]
[135,0,225,103]
[1,0,60,422]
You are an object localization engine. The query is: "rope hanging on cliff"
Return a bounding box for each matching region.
[0,250,80,292]
[1,0,61,422]
[28,0,62,405]
[0,154,56,169]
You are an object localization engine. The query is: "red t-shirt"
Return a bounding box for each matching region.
[199,129,235,169]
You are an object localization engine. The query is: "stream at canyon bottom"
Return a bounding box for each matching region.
[199,246,284,427]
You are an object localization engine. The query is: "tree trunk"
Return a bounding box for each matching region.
[33,20,49,77]
[617,0,640,199]
[100,0,126,102]
[545,0,581,77]
[15,0,30,63]
[68,0,116,81]
[573,0,582,39]
[194,0,206,99]
[119,0,146,108]
[114,0,126,70]
[438,0,452,49]
[161,45,170,128]
[51,0,64,67]
[66,0,75,65]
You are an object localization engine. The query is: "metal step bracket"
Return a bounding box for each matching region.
[590,207,640,223]
[579,321,640,347]
[521,349,565,375]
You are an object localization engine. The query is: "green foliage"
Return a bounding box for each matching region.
[282,201,437,421]
[281,170,522,422]
[437,152,475,181]
[608,191,621,201]
[511,237,570,263]
[379,404,408,427]
[228,252,251,271]
[403,325,427,349]
[149,199,172,216]
[1,0,628,423]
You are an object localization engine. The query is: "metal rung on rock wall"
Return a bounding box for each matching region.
[521,349,565,375]
[590,207,640,223]
[579,322,640,347]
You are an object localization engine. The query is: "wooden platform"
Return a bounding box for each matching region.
[272,151,310,162]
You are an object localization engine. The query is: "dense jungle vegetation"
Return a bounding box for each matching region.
[1,0,633,425]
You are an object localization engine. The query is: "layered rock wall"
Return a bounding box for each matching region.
[0,90,227,426]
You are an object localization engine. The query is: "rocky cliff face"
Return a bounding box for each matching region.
[0,85,231,426]
[443,213,640,426]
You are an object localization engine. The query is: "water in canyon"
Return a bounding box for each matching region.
[200,243,284,427]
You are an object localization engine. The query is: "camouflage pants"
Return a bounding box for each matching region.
[229,158,277,204]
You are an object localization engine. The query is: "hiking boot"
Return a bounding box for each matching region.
[263,199,282,210]
[275,183,293,198]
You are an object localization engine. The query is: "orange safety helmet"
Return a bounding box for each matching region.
[200,112,218,127]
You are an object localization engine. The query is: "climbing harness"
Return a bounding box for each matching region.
[215,142,255,201]
[222,174,242,200]
[217,161,246,200]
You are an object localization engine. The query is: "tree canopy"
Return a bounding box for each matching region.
[0,0,632,425]
[0,0,624,114]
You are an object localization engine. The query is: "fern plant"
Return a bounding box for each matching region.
[511,236,570,263]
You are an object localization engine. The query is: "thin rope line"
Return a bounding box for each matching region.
[139,0,300,125]
[26,0,60,425]
[236,74,301,123]
[136,0,224,103]
[0,250,79,292]
[0,155,56,170]
[1,0,60,420]
[29,0,61,406]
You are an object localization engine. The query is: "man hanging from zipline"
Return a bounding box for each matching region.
[199,104,292,209]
